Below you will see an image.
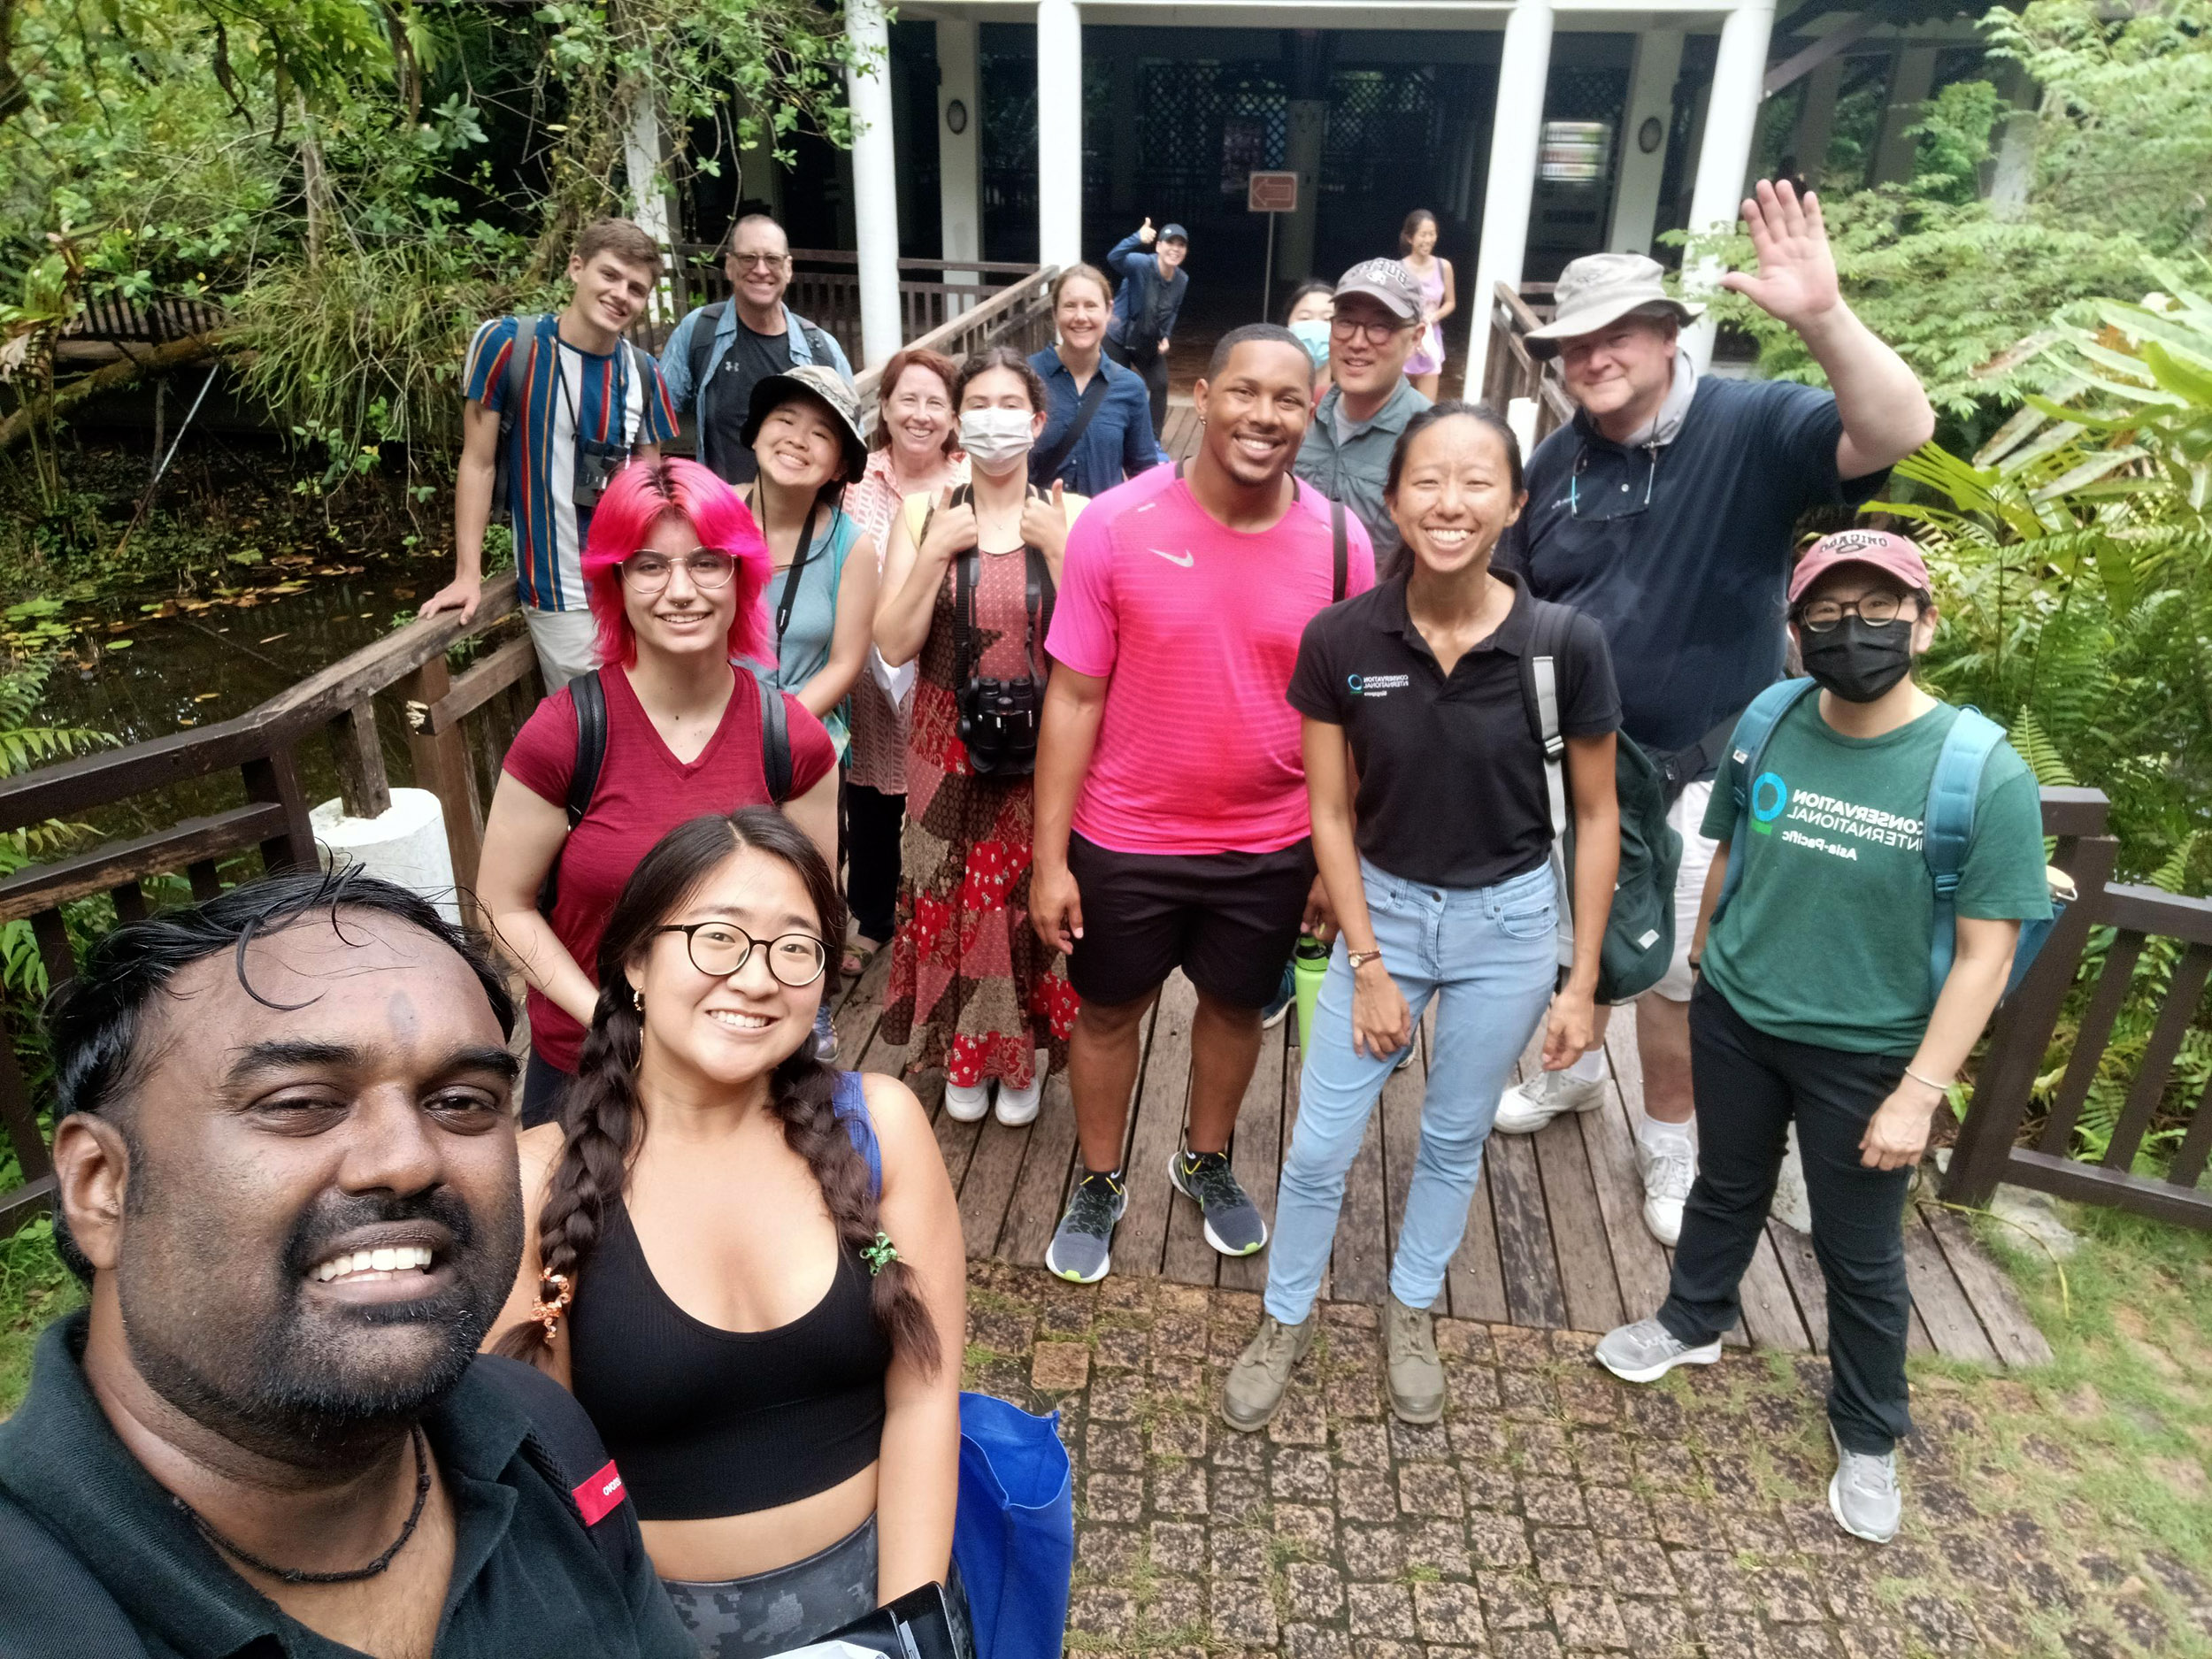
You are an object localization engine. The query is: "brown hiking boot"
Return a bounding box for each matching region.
[1385,1296,1446,1424]
[1220,1314,1316,1432]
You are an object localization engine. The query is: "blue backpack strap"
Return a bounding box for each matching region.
[831,1071,883,1200]
[1709,678,1817,923]
[1924,707,2005,991]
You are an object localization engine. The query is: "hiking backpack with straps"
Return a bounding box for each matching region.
[1521,599,1683,1003]
[492,315,651,526]
[687,300,836,472]
[1709,678,2067,1002]
[534,668,794,917]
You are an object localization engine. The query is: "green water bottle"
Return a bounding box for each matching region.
[1291,933,1332,1051]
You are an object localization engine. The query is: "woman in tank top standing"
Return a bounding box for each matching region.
[1398,209,1455,400]
[492,808,967,1659]
[874,349,1084,1128]
[742,365,880,758]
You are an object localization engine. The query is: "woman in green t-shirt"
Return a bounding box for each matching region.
[1592,529,2052,1548]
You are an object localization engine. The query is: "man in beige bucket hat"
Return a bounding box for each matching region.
[1489,180,1935,1247]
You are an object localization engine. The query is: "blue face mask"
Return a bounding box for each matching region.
[1288,318,1332,368]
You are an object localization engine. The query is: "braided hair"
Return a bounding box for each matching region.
[491,809,940,1376]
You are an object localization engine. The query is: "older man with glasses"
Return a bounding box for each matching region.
[1294,258,1432,578]
[660,212,855,486]
[1486,181,1935,1248]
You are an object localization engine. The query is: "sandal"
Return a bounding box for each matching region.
[841,927,887,979]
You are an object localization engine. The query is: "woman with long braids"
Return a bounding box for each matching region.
[489,809,967,1657]
[479,459,841,1130]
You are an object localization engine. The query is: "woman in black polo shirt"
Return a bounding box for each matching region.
[1221,402,1623,1432]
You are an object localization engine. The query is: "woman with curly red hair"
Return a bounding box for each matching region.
[479,457,841,1128]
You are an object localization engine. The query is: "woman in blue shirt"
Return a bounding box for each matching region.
[1028,265,1161,497]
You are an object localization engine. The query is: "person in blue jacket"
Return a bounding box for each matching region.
[1102,219,1189,439]
[659,213,855,487]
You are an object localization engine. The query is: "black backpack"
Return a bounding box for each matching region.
[1521,598,1684,1004]
[535,668,793,917]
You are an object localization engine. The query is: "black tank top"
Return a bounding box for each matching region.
[567,1195,892,1520]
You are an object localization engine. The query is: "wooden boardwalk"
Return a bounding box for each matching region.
[827,955,2055,1370]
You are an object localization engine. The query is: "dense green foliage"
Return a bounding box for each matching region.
[0,0,861,486]
[1696,0,2212,426]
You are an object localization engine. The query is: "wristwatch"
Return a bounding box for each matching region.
[1347,949,1385,971]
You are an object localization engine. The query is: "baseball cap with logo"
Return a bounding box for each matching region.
[1159,223,1190,244]
[1333,258,1425,322]
[1787,528,1932,605]
[1523,253,1704,359]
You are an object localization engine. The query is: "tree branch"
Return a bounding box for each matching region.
[0,333,234,452]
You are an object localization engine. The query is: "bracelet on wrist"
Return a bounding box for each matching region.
[1902,1065,1952,1095]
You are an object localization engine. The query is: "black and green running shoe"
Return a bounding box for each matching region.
[1169,1147,1268,1256]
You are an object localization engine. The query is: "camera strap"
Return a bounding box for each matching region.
[950,482,1056,689]
[764,496,825,645]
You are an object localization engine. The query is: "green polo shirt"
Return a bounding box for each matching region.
[1295,377,1431,576]
[0,1311,695,1659]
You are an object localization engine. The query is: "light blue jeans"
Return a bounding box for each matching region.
[1264,858,1559,1325]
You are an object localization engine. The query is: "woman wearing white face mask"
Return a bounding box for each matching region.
[873,349,1087,1126]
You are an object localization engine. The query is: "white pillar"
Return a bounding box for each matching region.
[1463,0,1555,399]
[937,19,983,281]
[1609,30,1683,256]
[1681,0,1776,372]
[845,0,902,369]
[623,82,677,325]
[1036,0,1084,270]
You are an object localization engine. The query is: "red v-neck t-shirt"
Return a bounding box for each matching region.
[502,664,837,1071]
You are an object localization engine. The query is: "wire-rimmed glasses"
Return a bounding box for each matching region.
[621,551,739,593]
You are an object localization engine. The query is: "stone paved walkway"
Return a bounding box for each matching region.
[961,1263,2208,1659]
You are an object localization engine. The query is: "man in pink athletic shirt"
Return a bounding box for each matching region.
[1033,323,1378,1283]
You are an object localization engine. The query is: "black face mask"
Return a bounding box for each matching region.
[1800,616,1915,703]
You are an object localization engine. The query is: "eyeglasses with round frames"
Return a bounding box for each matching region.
[1793,594,1915,632]
[621,551,739,592]
[1331,314,1414,347]
[654,921,828,987]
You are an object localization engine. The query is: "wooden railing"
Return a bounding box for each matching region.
[1484,281,1575,446]
[664,246,1044,365]
[0,267,1060,1238]
[1944,789,2212,1230]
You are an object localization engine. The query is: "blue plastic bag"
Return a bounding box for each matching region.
[950,1393,1072,1659]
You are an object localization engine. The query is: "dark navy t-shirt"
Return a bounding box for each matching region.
[1496,375,1887,758]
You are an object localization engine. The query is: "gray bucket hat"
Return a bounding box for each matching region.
[1524,253,1703,359]
[740,361,868,480]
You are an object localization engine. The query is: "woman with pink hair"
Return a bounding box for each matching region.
[479,457,842,1128]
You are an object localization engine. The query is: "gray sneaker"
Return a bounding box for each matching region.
[1593,1317,1724,1384]
[1384,1296,1446,1424]
[1044,1171,1127,1284]
[1494,1068,1606,1134]
[1828,1425,1902,1544]
[1168,1147,1267,1256]
[1221,1314,1316,1431]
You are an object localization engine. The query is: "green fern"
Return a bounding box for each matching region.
[2008,709,2079,789]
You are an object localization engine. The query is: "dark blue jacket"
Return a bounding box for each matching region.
[1105,232,1189,349]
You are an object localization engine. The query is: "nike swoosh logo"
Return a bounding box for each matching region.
[1148,548,1194,567]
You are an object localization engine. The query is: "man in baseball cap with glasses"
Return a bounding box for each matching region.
[1487,181,1936,1250]
[1294,258,1432,578]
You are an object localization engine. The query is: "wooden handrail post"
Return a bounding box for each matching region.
[328,698,393,819]
[401,657,486,921]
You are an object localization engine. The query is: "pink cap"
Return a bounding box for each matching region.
[1787,528,1930,605]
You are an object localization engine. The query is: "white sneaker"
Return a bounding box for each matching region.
[1635,1133,1695,1245]
[944,1080,991,1123]
[995,1072,1044,1126]
[1493,1069,1607,1135]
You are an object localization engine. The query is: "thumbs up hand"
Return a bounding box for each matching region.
[1023,478,1073,564]
[1138,218,1156,246]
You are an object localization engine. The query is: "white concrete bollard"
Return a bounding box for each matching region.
[311,788,461,926]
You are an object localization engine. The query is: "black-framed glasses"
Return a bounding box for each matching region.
[1331,315,1415,347]
[1567,443,1658,521]
[622,550,739,592]
[654,922,828,987]
[1793,594,1916,633]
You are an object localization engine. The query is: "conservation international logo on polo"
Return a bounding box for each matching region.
[1751,769,1924,864]
[1347,672,1411,697]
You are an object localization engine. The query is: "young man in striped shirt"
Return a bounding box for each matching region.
[421,219,678,692]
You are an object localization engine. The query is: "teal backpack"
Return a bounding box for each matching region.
[1710,679,2062,1001]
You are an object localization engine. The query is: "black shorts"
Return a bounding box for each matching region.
[1064,832,1316,1010]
